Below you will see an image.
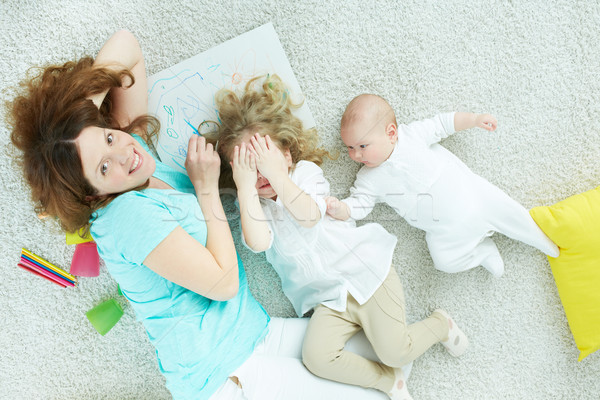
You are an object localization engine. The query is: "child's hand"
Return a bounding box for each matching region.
[185,135,221,189]
[325,196,350,221]
[475,114,498,131]
[250,133,289,181]
[231,142,258,193]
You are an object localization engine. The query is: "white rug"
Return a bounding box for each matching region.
[1,1,599,399]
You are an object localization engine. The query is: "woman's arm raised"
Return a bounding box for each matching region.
[143,226,239,301]
[89,29,148,134]
[143,136,239,301]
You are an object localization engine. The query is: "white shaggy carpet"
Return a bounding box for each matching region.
[1,1,599,399]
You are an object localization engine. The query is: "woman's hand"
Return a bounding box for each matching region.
[231,142,258,193]
[185,135,221,190]
[250,133,289,181]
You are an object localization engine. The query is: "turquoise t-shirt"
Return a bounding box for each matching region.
[90,135,269,400]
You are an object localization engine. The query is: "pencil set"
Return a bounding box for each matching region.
[18,248,78,288]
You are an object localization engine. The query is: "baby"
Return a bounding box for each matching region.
[326,94,559,277]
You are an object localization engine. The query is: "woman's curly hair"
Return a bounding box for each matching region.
[210,74,331,188]
[7,57,158,234]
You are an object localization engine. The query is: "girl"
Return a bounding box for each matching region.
[215,75,469,400]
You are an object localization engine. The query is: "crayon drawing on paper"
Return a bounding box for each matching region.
[148,23,315,173]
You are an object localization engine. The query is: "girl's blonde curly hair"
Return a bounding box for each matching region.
[209,74,331,188]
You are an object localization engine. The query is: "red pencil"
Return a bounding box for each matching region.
[18,258,75,287]
[18,263,67,287]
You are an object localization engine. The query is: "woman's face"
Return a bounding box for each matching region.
[75,126,156,195]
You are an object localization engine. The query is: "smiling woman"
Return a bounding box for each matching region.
[75,127,157,196]
[7,30,160,232]
[6,30,391,400]
[6,29,264,399]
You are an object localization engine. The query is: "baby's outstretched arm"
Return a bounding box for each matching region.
[325,196,351,221]
[454,112,498,132]
[232,143,272,252]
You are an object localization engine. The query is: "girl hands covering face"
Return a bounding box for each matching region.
[231,142,258,192]
[250,133,290,182]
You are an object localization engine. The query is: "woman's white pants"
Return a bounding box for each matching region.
[209,317,411,400]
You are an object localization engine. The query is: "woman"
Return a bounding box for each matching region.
[8,30,390,399]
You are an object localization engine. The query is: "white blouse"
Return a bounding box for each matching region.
[243,160,397,317]
[342,112,457,221]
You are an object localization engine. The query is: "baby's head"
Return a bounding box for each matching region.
[213,74,330,188]
[340,94,397,168]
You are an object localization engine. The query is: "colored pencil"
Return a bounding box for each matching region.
[21,248,78,282]
[20,254,77,285]
[19,258,76,287]
[19,258,75,287]
[18,263,67,287]
[18,261,72,287]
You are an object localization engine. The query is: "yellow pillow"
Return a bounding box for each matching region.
[530,186,600,361]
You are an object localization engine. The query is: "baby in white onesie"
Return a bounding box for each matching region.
[326,94,559,277]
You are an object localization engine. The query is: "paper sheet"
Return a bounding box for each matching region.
[147,22,315,173]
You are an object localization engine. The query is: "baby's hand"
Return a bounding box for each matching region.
[250,133,289,181]
[325,196,350,221]
[231,142,257,193]
[476,113,498,131]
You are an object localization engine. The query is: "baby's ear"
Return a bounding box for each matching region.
[386,123,398,142]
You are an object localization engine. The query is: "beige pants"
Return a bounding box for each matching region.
[302,267,449,393]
